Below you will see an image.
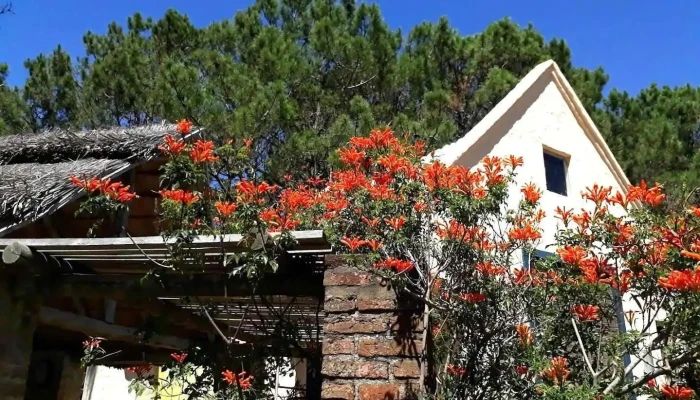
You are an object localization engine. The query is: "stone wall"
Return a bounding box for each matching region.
[321,255,424,400]
[0,277,39,400]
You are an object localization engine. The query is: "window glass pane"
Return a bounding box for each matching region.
[543,152,567,195]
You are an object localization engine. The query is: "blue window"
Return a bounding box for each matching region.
[543,152,568,196]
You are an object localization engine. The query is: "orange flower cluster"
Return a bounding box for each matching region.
[476,261,506,276]
[215,201,237,217]
[658,268,700,292]
[446,364,467,376]
[170,352,187,364]
[515,324,534,347]
[69,175,137,203]
[158,135,186,156]
[581,184,612,207]
[159,189,199,205]
[237,180,278,203]
[221,370,253,390]
[521,183,542,204]
[542,357,570,385]
[82,337,102,350]
[189,140,218,164]
[572,304,600,322]
[374,258,414,273]
[627,180,665,207]
[508,223,542,242]
[459,292,487,303]
[557,245,587,266]
[340,237,366,252]
[176,119,193,135]
[660,385,695,400]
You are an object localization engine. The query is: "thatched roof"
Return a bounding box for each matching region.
[0,124,183,164]
[0,123,200,236]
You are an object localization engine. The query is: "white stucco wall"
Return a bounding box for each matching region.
[446,77,626,250]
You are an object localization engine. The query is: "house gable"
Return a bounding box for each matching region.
[434,60,632,247]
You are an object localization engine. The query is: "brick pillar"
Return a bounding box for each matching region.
[321,255,424,400]
[0,277,39,400]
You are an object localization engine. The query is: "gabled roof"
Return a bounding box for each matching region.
[0,123,201,236]
[433,60,631,192]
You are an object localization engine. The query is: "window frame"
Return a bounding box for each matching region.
[542,148,569,196]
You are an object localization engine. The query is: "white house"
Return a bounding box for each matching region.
[434,59,659,388]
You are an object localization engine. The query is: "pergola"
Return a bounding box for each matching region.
[1,230,331,359]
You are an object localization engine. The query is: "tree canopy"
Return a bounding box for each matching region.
[0,0,698,190]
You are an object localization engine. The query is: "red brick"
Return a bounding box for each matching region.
[356,360,389,379]
[393,359,421,378]
[357,338,422,357]
[323,337,355,355]
[325,287,358,313]
[325,314,390,334]
[358,383,400,400]
[321,382,354,400]
[322,356,388,379]
[324,269,374,286]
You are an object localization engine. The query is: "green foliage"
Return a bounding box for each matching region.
[1,2,608,181]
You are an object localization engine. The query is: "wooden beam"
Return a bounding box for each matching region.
[52,274,324,299]
[38,307,190,350]
[0,230,326,252]
[1,241,64,274]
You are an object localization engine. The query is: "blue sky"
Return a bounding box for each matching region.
[1,0,699,94]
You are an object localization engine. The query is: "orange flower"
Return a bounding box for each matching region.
[369,127,397,148]
[374,258,414,273]
[521,183,542,203]
[349,136,375,150]
[658,268,700,292]
[508,223,541,241]
[221,370,254,390]
[557,245,587,266]
[361,216,380,230]
[82,336,102,349]
[170,352,187,364]
[159,189,199,205]
[581,184,612,206]
[690,206,700,218]
[176,119,193,135]
[340,237,366,252]
[102,181,138,203]
[69,175,103,193]
[446,364,467,376]
[505,155,524,168]
[189,140,218,164]
[215,201,237,217]
[476,261,506,276]
[158,135,186,156]
[608,191,629,208]
[459,292,487,303]
[422,161,451,191]
[385,216,406,231]
[237,180,277,202]
[628,180,666,207]
[366,239,382,251]
[555,206,573,225]
[515,324,534,347]
[338,147,366,167]
[660,385,695,400]
[414,202,428,212]
[542,357,570,385]
[377,154,411,175]
[681,250,700,261]
[572,304,600,322]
